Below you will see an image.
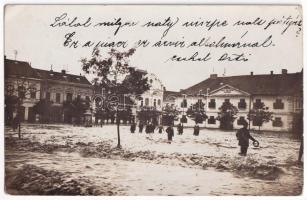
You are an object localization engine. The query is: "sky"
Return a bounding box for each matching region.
[4,5,303,91]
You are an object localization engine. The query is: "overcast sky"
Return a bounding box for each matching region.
[5,5,303,91]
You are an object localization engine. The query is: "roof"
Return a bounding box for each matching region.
[163,90,180,101]
[34,69,91,85]
[181,72,303,96]
[5,58,91,85]
[5,58,41,79]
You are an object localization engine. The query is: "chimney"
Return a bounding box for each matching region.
[163,86,166,91]
[210,74,218,79]
[61,69,66,74]
[250,72,254,76]
[282,69,288,75]
[270,71,273,75]
[4,55,6,60]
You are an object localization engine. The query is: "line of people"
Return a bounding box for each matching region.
[130,122,201,143]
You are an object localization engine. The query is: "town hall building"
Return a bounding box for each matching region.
[166,70,303,132]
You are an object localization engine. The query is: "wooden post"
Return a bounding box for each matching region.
[116,108,121,148]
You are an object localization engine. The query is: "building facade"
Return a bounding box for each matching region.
[5,57,93,124]
[91,72,165,125]
[167,70,303,132]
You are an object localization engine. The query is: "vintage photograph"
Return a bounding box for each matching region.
[3,4,304,196]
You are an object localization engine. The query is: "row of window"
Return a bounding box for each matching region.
[206,98,284,110]
[140,98,162,107]
[44,92,90,103]
[207,116,283,127]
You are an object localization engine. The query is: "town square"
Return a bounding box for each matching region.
[3,4,304,196]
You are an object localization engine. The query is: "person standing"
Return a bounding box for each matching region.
[193,124,200,136]
[177,123,183,135]
[166,125,174,143]
[12,115,19,131]
[130,122,136,133]
[145,122,151,134]
[236,120,258,156]
[138,122,144,133]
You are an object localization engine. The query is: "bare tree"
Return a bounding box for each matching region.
[81,48,150,148]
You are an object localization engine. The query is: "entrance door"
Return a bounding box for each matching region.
[28,107,36,123]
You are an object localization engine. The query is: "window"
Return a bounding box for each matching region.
[145,98,149,106]
[273,99,284,109]
[273,117,283,127]
[30,91,36,99]
[208,99,216,109]
[18,86,26,98]
[198,99,203,104]
[225,99,230,103]
[238,99,247,109]
[66,93,72,102]
[237,116,246,125]
[154,99,157,107]
[253,99,263,109]
[56,93,61,103]
[77,95,81,100]
[208,116,216,124]
[158,99,161,106]
[141,100,143,107]
[46,92,51,101]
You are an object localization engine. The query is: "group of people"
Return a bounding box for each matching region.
[130,122,202,143]
[130,122,159,134]
[130,120,260,156]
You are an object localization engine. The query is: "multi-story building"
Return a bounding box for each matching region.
[92,72,165,124]
[168,70,303,132]
[5,57,93,123]
[137,73,164,110]
[5,58,41,123]
[35,68,93,123]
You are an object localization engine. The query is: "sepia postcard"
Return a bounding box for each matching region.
[2,4,304,196]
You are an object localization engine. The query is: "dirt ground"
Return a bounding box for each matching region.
[4,124,304,195]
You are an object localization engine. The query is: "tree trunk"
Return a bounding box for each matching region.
[258,125,261,133]
[116,110,121,148]
[18,123,21,139]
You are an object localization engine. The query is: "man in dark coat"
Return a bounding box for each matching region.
[145,122,151,134]
[193,124,200,136]
[166,125,174,143]
[236,120,257,156]
[130,122,136,133]
[177,123,183,135]
[138,123,144,133]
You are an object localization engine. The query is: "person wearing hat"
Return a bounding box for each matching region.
[236,120,258,156]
